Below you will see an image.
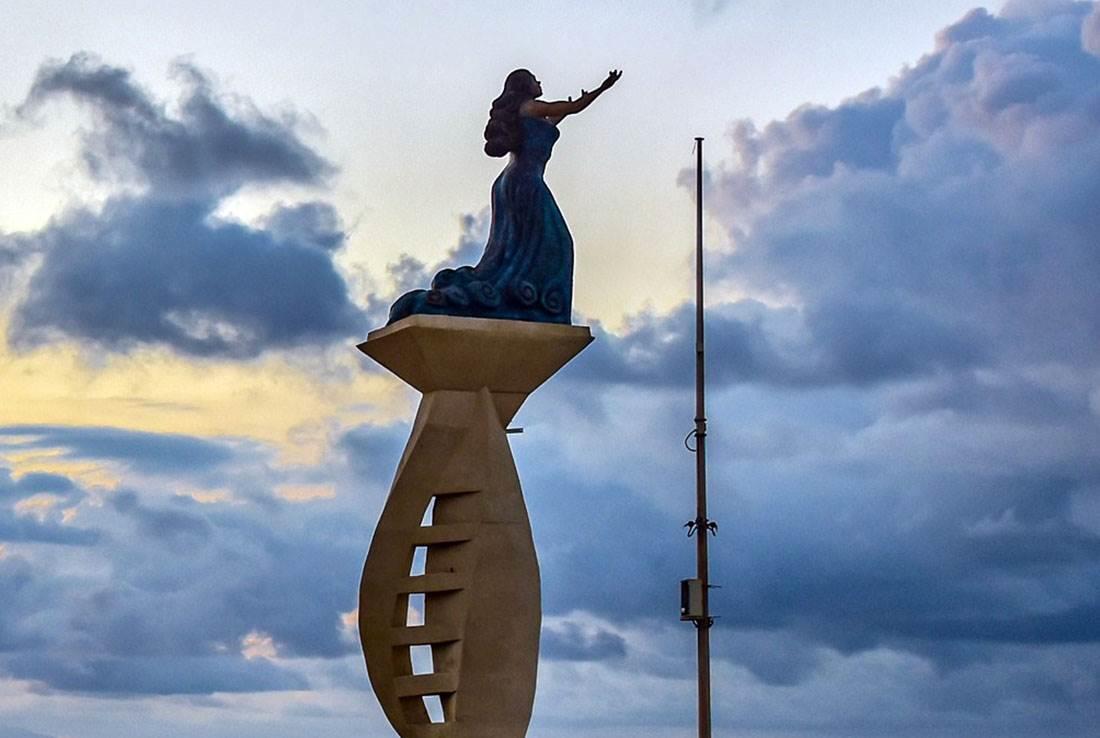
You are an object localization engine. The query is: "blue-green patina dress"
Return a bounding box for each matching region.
[387,116,573,325]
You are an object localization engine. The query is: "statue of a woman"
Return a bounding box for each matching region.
[387,68,622,325]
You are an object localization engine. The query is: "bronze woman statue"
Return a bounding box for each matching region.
[387,68,622,325]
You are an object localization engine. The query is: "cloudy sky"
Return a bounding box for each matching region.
[2,1,1100,736]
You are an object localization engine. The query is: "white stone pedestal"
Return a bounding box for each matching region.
[357,315,592,738]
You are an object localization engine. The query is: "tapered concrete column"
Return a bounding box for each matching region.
[358,315,592,738]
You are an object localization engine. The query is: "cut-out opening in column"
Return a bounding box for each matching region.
[431,490,478,526]
[420,497,436,527]
[409,546,428,576]
[423,694,445,724]
[410,644,434,675]
[406,593,425,626]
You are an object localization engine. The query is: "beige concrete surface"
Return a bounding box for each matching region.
[359,314,593,425]
[357,315,592,737]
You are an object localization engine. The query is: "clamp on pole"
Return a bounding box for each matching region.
[684,517,718,537]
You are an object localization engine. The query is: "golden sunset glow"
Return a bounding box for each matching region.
[3,3,1099,738]
[0,318,412,466]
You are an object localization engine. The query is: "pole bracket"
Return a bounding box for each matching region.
[684,517,718,537]
[691,616,715,630]
[683,425,707,452]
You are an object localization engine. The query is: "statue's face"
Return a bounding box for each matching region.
[531,76,542,97]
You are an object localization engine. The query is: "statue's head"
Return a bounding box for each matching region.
[503,69,541,99]
[484,69,540,158]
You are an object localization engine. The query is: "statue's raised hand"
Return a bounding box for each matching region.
[599,69,622,91]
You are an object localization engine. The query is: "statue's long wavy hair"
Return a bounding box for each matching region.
[484,69,538,157]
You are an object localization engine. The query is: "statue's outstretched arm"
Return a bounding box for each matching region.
[522,70,621,124]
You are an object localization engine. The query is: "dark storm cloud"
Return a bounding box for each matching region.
[715,630,825,686]
[111,489,212,544]
[702,3,1100,375]
[54,500,365,665]
[438,209,493,268]
[13,472,76,495]
[371,208,491,321]
[1086,2,1100,55]
[0,445,371,696]
[0,519,97,547]
[262,201,347,252]
[713,472,1100,652]
[570,298,984,388]
[0,467,98,545]
[0,470,75,500]
[0,728,56,738]
[517,434,693,622]
[541,619,628,662]
[0,412,419,697]
[516,366,1100,696]
[3,54,364,357]
[571,2,1100,391]
[0,555,46,651]
[0,425,235,474]
[691,0,732,19]
[888,370,1094,424]
[0,241,24,270]
[4,653,307,695]
[511,9,1100,705]
[8,197,365,357]
[528,382,1100,644]
[339,422,410,481]
[17,53,332,198]
[0,516,99,546]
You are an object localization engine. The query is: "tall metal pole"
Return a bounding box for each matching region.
[693,136,713,738]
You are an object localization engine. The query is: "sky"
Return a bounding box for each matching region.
[1,0,1100,736]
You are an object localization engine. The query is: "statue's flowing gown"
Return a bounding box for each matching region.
[388,116,573,324]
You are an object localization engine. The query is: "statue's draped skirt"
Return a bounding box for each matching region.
[388,117,573,325]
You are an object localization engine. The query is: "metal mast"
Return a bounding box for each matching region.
[691,136,713,738]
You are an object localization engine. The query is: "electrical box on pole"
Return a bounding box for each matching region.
[681,578,705,621]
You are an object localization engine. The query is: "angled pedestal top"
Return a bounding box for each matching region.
[358,315,593,396]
